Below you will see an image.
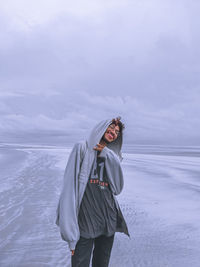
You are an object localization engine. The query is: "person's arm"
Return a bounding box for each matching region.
[98,146,124,195]
[56,142,82,251]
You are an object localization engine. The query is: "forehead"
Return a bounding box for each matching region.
[109,123,120,131]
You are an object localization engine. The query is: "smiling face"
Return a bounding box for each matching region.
[103,123,120,143]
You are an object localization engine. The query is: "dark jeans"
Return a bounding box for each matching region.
[71,234,115,267]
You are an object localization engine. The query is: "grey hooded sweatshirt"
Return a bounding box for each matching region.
[55,118,130,250]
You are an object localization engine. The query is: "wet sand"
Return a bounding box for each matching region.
[0,144,200,267]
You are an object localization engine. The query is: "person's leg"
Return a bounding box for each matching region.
[71,236,94,267]
[92,234,115,267]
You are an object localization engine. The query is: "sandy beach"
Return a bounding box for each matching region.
[0,144,200,267]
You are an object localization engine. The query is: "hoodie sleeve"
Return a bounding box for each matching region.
[98,146,124,195]
[56,142,82,251]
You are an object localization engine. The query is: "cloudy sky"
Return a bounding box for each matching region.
[0,0,199,146]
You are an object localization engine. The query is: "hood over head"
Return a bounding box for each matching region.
[86,118,124,161]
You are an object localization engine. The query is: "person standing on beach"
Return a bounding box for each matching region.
[56,116,130,267]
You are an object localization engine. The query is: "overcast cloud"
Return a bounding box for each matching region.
[0,0,200,145]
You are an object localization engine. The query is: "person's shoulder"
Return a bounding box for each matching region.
[73,140,87,152]
[73,140,86,148]
[72,140,87,161]
[103,146,122,162]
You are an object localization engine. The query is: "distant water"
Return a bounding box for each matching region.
[1,142,200,157]
[122,144,200,157]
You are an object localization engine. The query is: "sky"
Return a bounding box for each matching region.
[0,0,200,146]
